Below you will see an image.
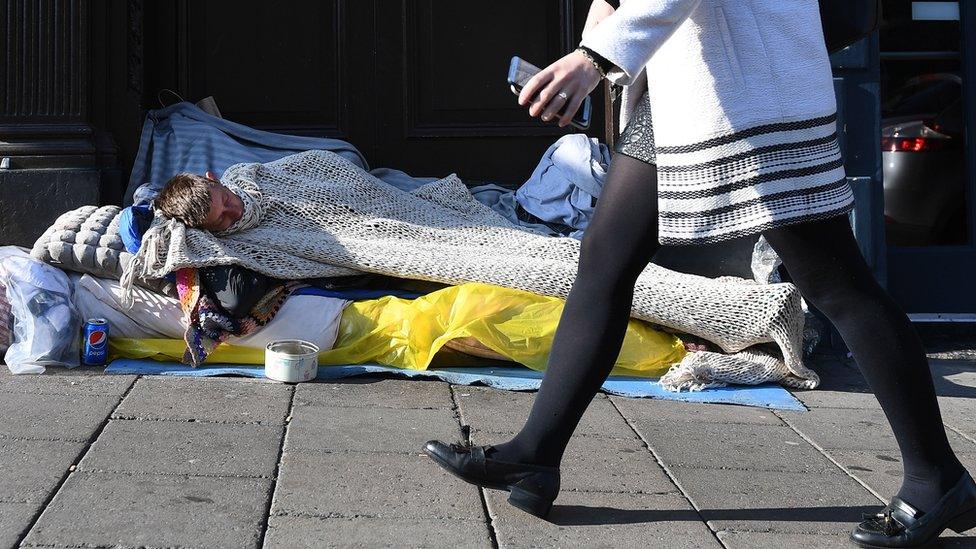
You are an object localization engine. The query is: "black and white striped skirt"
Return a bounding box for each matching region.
[614,92,855,245]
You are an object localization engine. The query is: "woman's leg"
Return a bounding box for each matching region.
[763,215,966,512]
[491,153,661,467]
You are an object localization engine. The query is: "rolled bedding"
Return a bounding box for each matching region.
[73,274,348,351]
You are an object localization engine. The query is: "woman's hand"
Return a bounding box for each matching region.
[518,50,603,128]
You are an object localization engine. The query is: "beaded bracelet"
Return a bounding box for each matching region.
[576,47,608,79]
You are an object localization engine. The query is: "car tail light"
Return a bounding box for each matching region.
[882,137,948,152]
[882,119,954,152]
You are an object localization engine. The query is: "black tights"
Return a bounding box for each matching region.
[491,154,965,512]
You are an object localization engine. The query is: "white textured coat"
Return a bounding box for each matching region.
[581,0,854,244]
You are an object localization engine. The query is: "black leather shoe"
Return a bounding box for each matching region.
[424,440,560,519]
[851,471,976,548]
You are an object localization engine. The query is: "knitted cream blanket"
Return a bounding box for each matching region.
[124,150,816,390]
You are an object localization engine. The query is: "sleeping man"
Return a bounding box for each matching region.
[153,171,245,233]
[149,168,445,320]
[147,171,279,319]
[125,150,777,380]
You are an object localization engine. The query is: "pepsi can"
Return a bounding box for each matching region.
[83,318,109,365]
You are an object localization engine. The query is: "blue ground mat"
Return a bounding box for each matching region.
[105,359,806,411]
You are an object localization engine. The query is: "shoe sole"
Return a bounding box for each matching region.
[424,447,554,519]
[849,505,976,548]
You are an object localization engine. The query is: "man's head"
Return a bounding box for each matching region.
[153,172,244,232]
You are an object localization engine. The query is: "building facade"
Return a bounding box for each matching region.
[0,0,972,316]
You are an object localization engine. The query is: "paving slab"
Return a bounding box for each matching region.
[940,396,976,444]
[830,449,976,501]
[264,515,492,548]
[716,530,853,548]
[285,405,460,454]
[271,451,485,520]
[0,370,135,396]
[780,407,976,454]
[463,428,679,496]
[294,378,453,410]
[4,357,969,548]
[670,466,880,535]
[454,387,635,440]
[611,397,783,425]
[790,387,881,410]
[24,471,271,549]
[629,419,838,473]
[806,357,868,390]
[0,501,41,549]
[800,357,975,407]
[79,418,283,477]
[114,376,292,424]
[485,489,720,548]
[560,435,680,494]
[0,439,85,503]
[930,359,976,399]
[0,391,118,442]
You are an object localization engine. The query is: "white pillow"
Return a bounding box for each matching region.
[74,275,349,351]
[232,295,348,350]
[74,274,185,339]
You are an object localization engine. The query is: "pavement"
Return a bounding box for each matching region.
[1,351,975,548]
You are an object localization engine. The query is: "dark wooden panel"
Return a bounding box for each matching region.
[181,0,348,135]
[375,0,606,184]
[132,0,605,184]
[0,0,88,122]
[404,0,572,136]
[0,0,97,165]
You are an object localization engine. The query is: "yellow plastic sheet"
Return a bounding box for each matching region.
[110,282,686,378]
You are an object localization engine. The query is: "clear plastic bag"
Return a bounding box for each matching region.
[1,255,81,374]
[751,235,783,284]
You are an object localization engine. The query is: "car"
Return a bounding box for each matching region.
[881,72,968,246]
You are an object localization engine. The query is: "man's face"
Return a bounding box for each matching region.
[200,172,244,232]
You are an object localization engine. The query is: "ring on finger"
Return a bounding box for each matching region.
[542,91,569,121]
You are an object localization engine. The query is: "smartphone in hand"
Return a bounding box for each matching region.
[507,56,592,130]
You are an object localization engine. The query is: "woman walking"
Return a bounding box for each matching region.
[424,1,975,546]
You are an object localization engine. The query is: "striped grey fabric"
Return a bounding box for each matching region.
[654,111,854,245]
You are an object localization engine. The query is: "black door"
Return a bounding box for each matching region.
[879,0,976,315]
[142,0,604,186]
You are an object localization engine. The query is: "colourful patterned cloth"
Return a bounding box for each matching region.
[175,268,297,366]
